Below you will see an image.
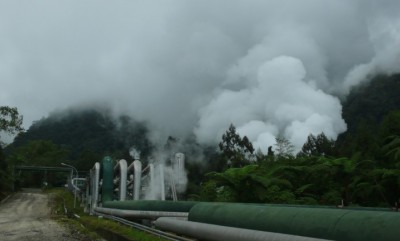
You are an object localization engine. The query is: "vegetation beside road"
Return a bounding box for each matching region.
[48,188,168,241]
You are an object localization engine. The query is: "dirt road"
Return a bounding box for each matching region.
[0,189,81,241]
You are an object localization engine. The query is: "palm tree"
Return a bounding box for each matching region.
[383,135,400,162]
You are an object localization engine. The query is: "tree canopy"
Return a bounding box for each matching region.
[0,106,24,190]
[298,133,336,157]
[218,124,254,168]
[0,106,24,135]
[0,106,24,147]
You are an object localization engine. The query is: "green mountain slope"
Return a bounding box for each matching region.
[8,108,153,162]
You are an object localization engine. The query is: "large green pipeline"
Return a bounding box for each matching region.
[101,156,114,203]
[188,203,400,241]
[260,203,394,212]
[103,200,198,212]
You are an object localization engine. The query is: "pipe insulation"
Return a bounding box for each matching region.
[154,217,331,241]
[90,162,100,213]
[94,207,188,220]
[71,177,86,191]
[114,159,127,201]
[128,160,142,200]
[188,203,400,241]
[159,164,165,201]
[149,164,155,200]
[101,156,114,203]
[103,200,198,212]
[254,203,396,212]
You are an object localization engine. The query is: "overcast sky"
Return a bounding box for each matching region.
[1,0,400,151]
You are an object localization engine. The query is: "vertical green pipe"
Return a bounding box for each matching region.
[101,156,114,203]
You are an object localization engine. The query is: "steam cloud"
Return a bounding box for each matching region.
[195,56,346,152]
[1,0,400,151]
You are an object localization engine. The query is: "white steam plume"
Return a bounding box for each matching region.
[195,56,346,153]
[1,1,400,151]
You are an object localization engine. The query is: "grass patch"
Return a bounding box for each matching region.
[47,188,169,241]
[81,216,167,241]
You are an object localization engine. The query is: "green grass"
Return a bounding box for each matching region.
[47,188,169,241]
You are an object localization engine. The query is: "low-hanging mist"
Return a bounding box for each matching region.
[1,0,400,151]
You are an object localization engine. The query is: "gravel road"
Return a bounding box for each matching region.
[0,189,83,241]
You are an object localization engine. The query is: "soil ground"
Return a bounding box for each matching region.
[0,188,84,241]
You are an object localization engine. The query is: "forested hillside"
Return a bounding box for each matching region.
[5,108,153,170]
[337,73,400,159]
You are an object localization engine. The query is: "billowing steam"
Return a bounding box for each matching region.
[129,147,141,160]
[132,144,188,200]
[195,56,346,152]
[1,0,400,151]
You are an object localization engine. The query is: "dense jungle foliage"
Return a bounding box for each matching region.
[1,73,400,207]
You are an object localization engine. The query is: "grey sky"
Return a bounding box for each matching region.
[1,0,400,150]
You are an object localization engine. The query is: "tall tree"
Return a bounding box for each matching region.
[383,135,400,162]
[0,106,24,190]
[379,111,400,144]
[298,133,336,157]
[0,145,7,190]
[218,124,254,168]
[0,106,24,137]
[274,136,295,160]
